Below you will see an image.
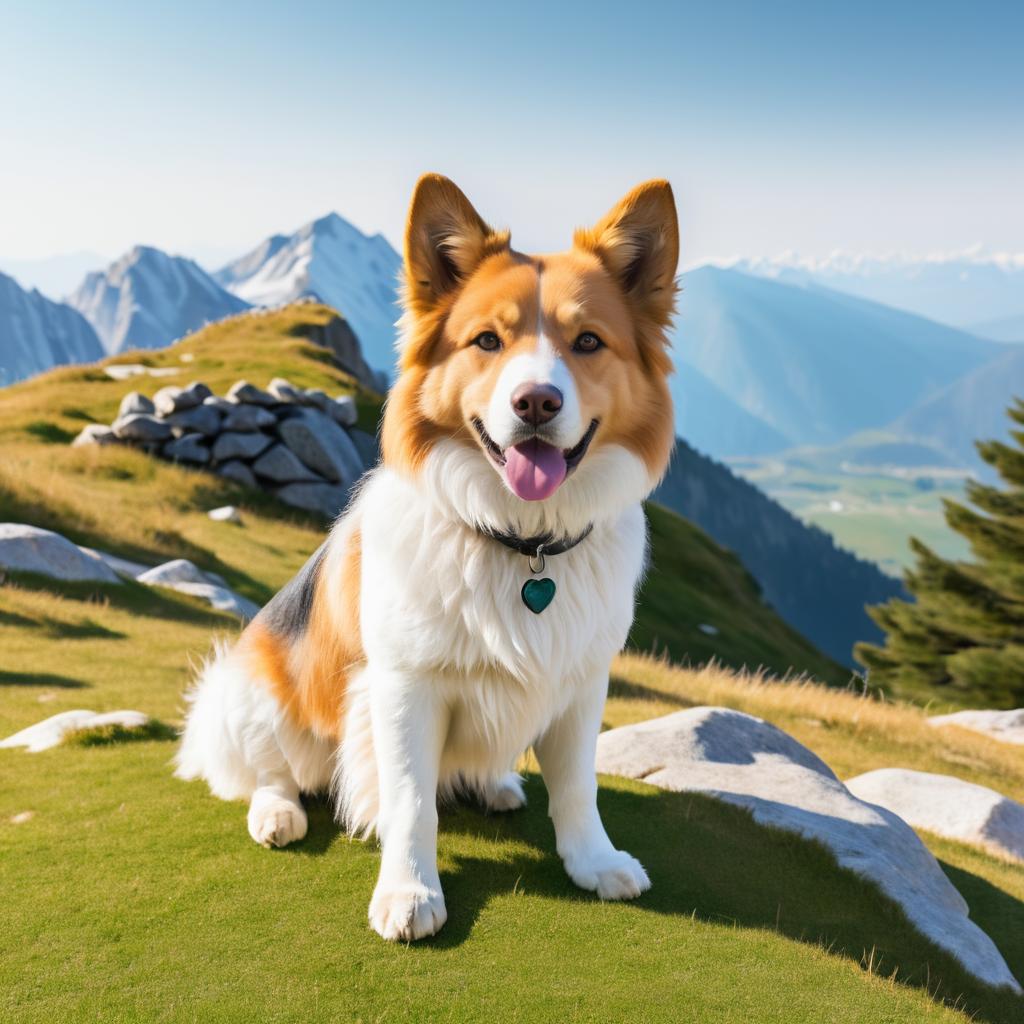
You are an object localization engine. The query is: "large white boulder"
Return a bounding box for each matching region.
[595,707,1021,993]
[0,524,121,584]
[0,710,150,752]
[929,708,1024,746]
[847,768,1024,864]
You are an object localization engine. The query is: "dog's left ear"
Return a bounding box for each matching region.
[575,180,679,329]
[403,174,510,317]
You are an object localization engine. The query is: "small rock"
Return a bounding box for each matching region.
[118,391,155,418]
[72,424,120,447]
[277,407,364,485]
[216,461,258,488]
[929,708,1024,746]
[111,414,172,443]
[165,405,221,437]
[222,405,277,432]
[170,582,260,621]
[185,381,213,402]
[207,506,242,525]
[268,377,301,403]
[104,364,148,381]
[274,481,349,518]
[698,623,719,636]
[847,768,1024,864]
[202,395,236,413]
[0,524,121,584]
[163,433,210,465]
[328,394,358,427]
[0,709,150,753]
[299,388,331,411]
[211,431,273,462]
[595,707,1022,993]
[9,811,34,824]
[252,443,322,484]
[227,380,276,407]
[136,559,212,587]
[153,385,202,416]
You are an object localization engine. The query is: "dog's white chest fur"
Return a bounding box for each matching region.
[354,465,648,776]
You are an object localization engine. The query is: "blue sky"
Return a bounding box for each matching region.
[1,0,1021,265]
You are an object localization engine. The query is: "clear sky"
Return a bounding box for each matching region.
[1,0,1021,266]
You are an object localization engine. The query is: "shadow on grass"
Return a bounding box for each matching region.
[607,673,695,708]
[0,606,126,639]
[0,668,89,689]
[290,776,1023,1024]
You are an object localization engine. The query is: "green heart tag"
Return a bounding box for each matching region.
[521,577,556,614]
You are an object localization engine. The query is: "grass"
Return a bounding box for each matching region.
[3,306,1024,1021]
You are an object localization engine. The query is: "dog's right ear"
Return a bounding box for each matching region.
[403,174,509,316]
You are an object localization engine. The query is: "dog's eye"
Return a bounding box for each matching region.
[572,332,604,353]
[472,331,502,352]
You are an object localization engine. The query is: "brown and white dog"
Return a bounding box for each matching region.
[176,174,678,941]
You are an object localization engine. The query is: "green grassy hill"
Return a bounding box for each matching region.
[2,307,1022,1023]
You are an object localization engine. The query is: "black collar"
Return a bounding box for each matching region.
[480,523,594,559]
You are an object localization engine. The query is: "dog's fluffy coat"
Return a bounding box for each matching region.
[177,174,679,941]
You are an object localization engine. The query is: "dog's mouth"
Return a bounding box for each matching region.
[471,418,599,501]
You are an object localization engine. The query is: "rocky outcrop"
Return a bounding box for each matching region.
[0,710,151,752]
[847,768,1024,863]
[595,707,1021,992]
[929,708,1024,746]
[71,377,377,520]
[0,524,121,584]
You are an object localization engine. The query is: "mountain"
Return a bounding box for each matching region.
[653,438,903,667]
[215,213,401,375]
[733,250,1024,329]
[0,250,108,301]
[670,267,999,458]
[0,271,104,386]
[889,346,1024,467]
[69,246,249,354]
[971,313,1024,343]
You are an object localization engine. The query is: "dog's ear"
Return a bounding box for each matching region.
[575,180,679,329]
[403,174,509,315]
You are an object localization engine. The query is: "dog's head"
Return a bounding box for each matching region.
[382,174,678,533]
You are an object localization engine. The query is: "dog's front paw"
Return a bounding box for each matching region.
[369,882,447,942]
[247,792,307,848]
[565,848,651,901]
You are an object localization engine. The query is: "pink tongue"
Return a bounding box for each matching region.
[504,438,567,501]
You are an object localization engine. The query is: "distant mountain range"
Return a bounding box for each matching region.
[68,246,249,354]
[0,272,104,386]
[214,213,401,373]
[732,249,1024,331]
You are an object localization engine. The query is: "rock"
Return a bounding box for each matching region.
[163,433,210,465]
[207,506,242,525]
[595,707,1021,993]
[202,395,236,413]
[227,380,276,407]
[104,364,148,381]
[136,559,212,587]
[0,524,121,584]
[299,387,330,411]
[118,391,155,417]
[111,413,172,443]
[847,768,1024,864]
[929,708,1024,746]
[170,582,260,621]
[348,427,380,470]
[0,709,150,752]
[222,404,277,432]
[216,460,258,488]
[78,546,150,579]
[153,384,204,416]
[252,443,322,484]
[698,623,719,636]
[328,394,358,427]
[277,407,364,485]
[268,377,301,403]
[306,313,387,394]
[72,424,120,447]
[165,405,221,437]
[211,431,273,463]
[274,481,349,518]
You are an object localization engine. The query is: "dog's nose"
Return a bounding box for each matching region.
[511,383,563,426]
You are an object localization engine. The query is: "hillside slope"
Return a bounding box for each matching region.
[654,440,903,667]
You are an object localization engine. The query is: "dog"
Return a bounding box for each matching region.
[176,174,678,941]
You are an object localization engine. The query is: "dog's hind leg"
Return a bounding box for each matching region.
[248,768,307,848]
[479,771,527,812]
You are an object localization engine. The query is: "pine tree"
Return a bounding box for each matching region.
[856,399,1024,708]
